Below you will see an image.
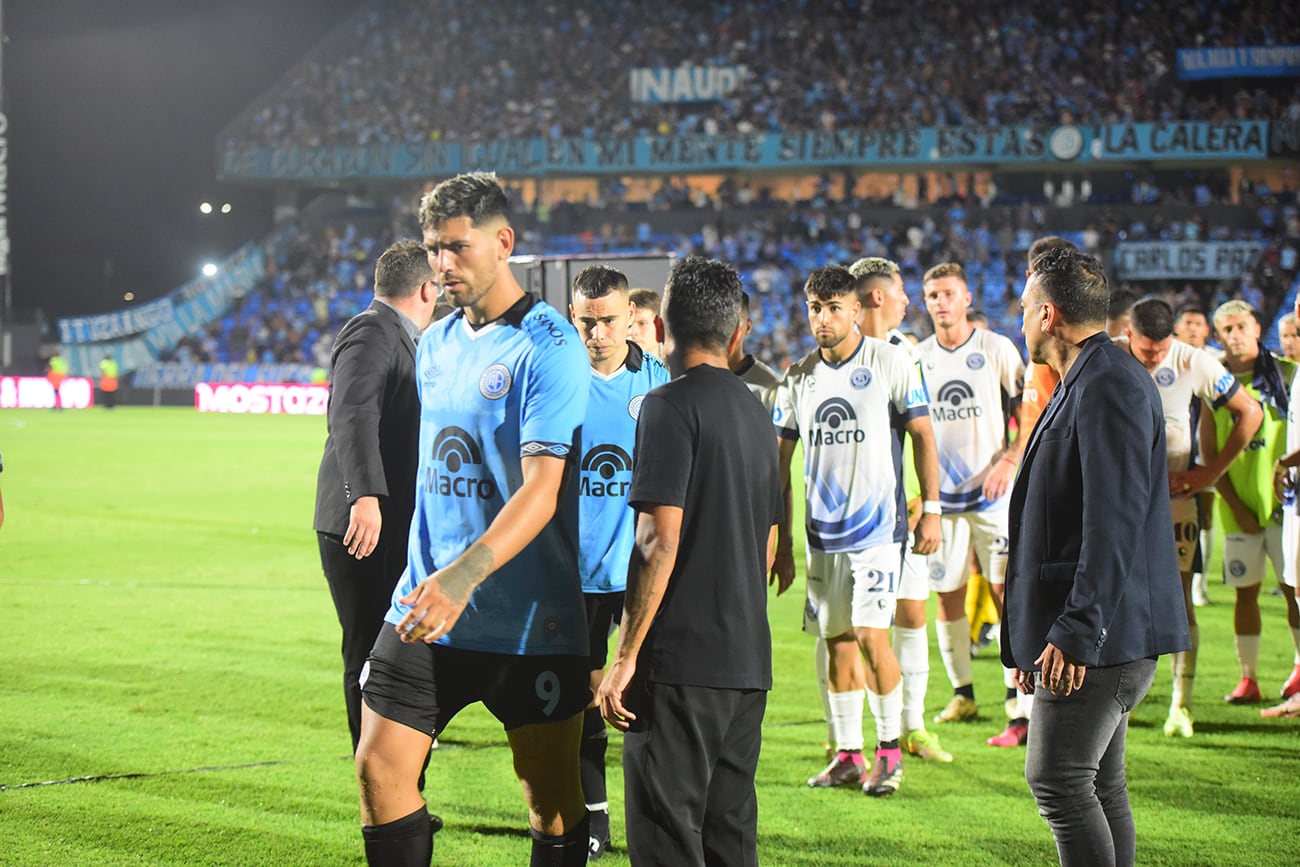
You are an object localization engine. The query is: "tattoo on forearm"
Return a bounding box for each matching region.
[443,542,495,604]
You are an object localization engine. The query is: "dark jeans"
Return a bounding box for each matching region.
[622,681,766,867]
[1024,657,1157,867]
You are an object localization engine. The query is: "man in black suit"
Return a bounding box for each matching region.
[1004,248,1189,867]
[314,238,440,753]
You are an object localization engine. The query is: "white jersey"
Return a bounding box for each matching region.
[1114,337,1238,473]
[736,355,782,412]
[914,327,1024,513]
[774,335,929,552]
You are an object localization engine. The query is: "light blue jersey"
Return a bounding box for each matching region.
[388,294,591,656]
[579,342,670,594]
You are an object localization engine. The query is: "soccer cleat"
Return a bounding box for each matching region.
[807,750,866,788]
[1280,664,1300,699]
[862,749,903,797]
[933,694,978,724]
[587,809,610,861]
[987,720,1029,747]
[1225,677,1262,704]
[1163,706,1194,738]
[903,729,953,763]
[1260,694,1300,718]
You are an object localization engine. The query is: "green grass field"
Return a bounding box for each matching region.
[1,407,1298,866]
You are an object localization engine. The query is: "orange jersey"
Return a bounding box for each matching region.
[1020,361,1060,440]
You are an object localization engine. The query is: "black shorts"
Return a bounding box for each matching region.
[584,591,624,671]
[361,627,591,736]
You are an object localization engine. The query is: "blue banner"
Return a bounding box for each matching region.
[1177,45,1300,80]
[219,122,1270,181]
[134,362,315,389]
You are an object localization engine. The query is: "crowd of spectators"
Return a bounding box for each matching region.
[169,190,1299,374]
[226,0,1300,150]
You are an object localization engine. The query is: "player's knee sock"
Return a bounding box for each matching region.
[1290,626,1300,663]
[893,625,929,733]
[815,639,833,746]
[579,707,607,812]
[936,617,973,694]
[1017,690,1034,721]
[1235,633,1261,680]
[1171,625,1199,707]
[362,805,436,867]
[529,812,590,867]
[1200,529,1214,570]
[866,682,903,745]
[828,689,865,752]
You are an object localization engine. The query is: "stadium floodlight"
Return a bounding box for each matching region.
[199,202,213,215]
[201,262,218,278]
[220,203,232,214]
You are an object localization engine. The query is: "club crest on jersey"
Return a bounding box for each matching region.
[1154,368,1176,387]
[966,353,986,370]
[1228,559,1247,578]
[628,395,645,420]
[580,444,632,497]
[931,381,982,421]
[849,367,873,390]
[812,397,864,445]
[427,426,498,499]
[480,364,512,399]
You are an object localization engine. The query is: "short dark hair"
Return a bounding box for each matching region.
[923,262,966,285]
[1030,248,1109,326]
[967,310,990,327]
[374,239,434,300]
[663,256,741,353]
[573,264,628,300]
[629,288,662,315]
[1129,297,1175,341]
[741,290,752,313]
[1108,288,1138,321]
[1175,303,1208,321]
[1028,236,1079,274]
[418,172,510,230]
[804,265,858,301]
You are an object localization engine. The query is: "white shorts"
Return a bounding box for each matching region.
[923,510,1009,594]
[1283,510,1300,589]
[898,546,930,602]
[803,545,900,637]
[1170,497,1199,574]
[1222,524,1284,588]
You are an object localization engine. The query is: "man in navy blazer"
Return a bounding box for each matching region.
[314,239,441,753]
[1003,248,1189,867]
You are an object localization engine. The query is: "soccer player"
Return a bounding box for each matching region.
[568,264,669,860]
[1267,295,1300,718]
[774,265,932,797]
[1279,312,1300,363]
[597,256,782,865]
[1201,300,1300,707]
[730,291,782,409]
[1176,302,1222,606]
[849,256,948,764]
[1117,298,1262,737]
[355,173,591,867]
[914,263,1026,743]
[627,288,665,361]
[1106,288,1137,338]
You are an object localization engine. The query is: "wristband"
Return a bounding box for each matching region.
[922,501,942,516]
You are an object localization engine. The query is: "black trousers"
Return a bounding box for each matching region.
[318,531,406,753]
[622,681,766,867]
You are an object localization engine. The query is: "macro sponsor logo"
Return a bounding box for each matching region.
[811,397,865,445]
[427,426,498,499]
[931,381,982,421]
[580,444,632,497]
[193,382,326,415]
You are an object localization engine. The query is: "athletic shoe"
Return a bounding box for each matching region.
[807,750,866,788]
[862,749,903,797]
[1260,694,1300,718]
[933,694,978,724]
[1225,678,1262,704]
[1163,705,1194,738]
[986,720,1029,747]
[903,729,953,763]
[1280,664,1300,699]
[587,809,610,861]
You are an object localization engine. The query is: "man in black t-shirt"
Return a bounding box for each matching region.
[597,256,784,866]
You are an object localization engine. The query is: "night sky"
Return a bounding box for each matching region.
[6,0,360,320]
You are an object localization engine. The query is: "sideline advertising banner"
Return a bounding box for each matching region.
[194,382,328,415]
[0,376,95,409]
[1113,241,1264,281]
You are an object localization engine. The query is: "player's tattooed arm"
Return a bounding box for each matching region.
[396,541,497,644]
